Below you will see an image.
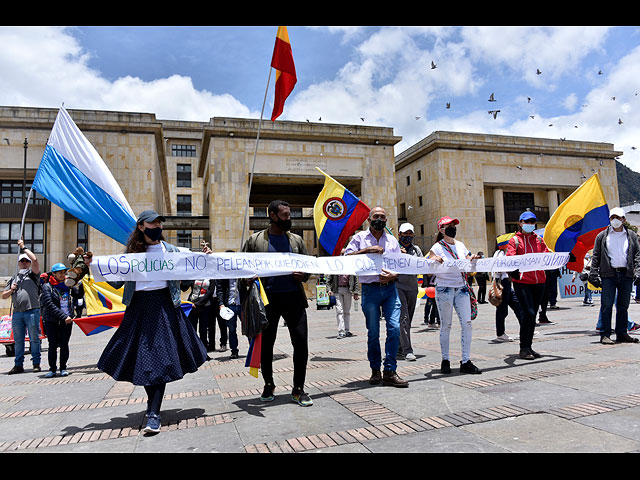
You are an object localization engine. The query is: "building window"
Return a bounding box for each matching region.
[418,196,423,207]
[177,164,192,188]
[177,195,192,216]
[1,181,47,205]
[176,230,192,248]
[417,170,422,181]
[77,222,88,251]
[406,175,411,186]
[0,222,44,254]
[171,144,196,157]
[420,224,425,235]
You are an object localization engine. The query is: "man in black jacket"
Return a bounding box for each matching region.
[589,207,640,344]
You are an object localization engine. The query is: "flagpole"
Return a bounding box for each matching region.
[240,66,273,250]
[14,186,34,279]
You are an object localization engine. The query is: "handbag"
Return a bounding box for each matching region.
[438,240,478,320]
[488,279,504,307]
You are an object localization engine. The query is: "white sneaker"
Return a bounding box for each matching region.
[405,353,416,361]
[496,334,513,342]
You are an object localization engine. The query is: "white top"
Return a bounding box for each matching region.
[135,243,169,291]
[430,239,470,288]
[606,227,629,268]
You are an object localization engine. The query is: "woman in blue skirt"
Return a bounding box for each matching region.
[96,210,208,435]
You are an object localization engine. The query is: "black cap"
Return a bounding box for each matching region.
[137,210,166,224]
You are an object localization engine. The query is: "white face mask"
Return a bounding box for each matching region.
[610,218,623,229]
[18,268,29,275]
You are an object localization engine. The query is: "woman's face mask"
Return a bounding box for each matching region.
[610,218,623,229]
[522,223,536,233]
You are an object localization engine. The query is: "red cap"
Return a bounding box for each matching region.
[437,216,459,229]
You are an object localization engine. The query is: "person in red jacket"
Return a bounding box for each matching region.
[506,210,549,360]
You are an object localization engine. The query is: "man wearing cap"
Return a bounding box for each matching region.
[2,239,42,374]
[345,206,408,387]
[589,207,640,344]
[396,223,423,361]
[506,210,549,360]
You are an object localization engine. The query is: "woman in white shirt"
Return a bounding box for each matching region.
[97,210,208,435]
[428,216,482,375]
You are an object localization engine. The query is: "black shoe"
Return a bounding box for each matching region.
[616,333,640,343]
[538,318,554,325]
[529,349,542,358]
[260,383,276,402]
[7,366,24,375]
[230,351,239,359]
[369,369,382,385]
[519,349,535,360]
[32,364,41,373]
[440,359,451,374]
[460,360,482,374]
[382,370,409,387]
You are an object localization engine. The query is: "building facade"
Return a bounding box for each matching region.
[395,131,621,256]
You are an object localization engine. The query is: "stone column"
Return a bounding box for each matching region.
[493,187,505,235]
[48,203,65,270]
[547,189,558,217]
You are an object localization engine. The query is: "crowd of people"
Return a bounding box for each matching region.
[3,201,639,436]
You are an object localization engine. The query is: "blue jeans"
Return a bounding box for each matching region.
[227,304,241,354]
[361,283,401,372]
[599,272,633,338]
[435,285,473,363]
[11,308,41,367]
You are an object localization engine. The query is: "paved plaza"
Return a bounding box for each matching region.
[1,293,640,453]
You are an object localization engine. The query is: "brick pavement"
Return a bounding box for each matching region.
[1,294,640,452]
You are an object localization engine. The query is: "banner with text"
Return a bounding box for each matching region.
[89,251,570,282]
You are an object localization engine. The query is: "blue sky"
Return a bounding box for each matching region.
[2,26,640,170]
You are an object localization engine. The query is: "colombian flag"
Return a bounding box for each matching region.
[313,168,371,256]
[497,233,515,250]
[245,279,269,378]
[270,26,296,121]
[543,173,609,272]
[74,276,126,335]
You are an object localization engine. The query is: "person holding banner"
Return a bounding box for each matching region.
[95,210,208,434]
[589,207,640,345]
[2,240,42,374]
[507,211,549,360]
[241,200,313,407]
[428,216,482,375]
[345,206,408,387]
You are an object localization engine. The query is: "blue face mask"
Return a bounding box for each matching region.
[522,224,536,233]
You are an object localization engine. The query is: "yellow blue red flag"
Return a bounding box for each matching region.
[245,279,269,378]
[270,26,296,121]
[313,168,371,256]
[543,173,609,272]
[496,232,515,250]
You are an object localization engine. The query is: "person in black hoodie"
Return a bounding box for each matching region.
[40,263,74,378]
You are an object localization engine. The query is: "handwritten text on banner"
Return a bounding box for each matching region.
[89,251,570,282]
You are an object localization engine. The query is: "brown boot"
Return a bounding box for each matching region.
[382,370,409,388]
[369,369,382,385]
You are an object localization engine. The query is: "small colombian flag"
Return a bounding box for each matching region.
[313,168,371,256]
[245,279,270,378]
[270,26,297,121]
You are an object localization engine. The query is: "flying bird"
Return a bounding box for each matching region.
[611,96,616,101]
[488,110,500,119]
[516,165,523,170]
[527,97,531,103]
[530,115,535,119]
[488,93,496,102]
[598,70,603,75]
[619,118,624,125]
[536,69,542,75]
[446,103,451,109]
[431,61,437,69]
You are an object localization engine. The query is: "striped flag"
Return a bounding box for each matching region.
[33,106,137,245]
[244,279,269,378]
[313,168,370,256]
[270,26,297,121]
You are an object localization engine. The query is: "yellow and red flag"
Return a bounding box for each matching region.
[270,26,297,121]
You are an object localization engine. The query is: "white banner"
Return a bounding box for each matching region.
[89,251,570,282]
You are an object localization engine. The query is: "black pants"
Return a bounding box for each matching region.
[189,305,227,349]
[513,282,545,350]
[477,281,487,303]
[495,278,523,336]
[44,320,72,372]
[261,292,308,390]
[144,383,166,414]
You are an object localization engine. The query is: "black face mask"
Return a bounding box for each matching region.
[274,218,292,232]
[143,226,163,241]
[399,235,412,245]
[444,226,457,238]
[370,219,386,232]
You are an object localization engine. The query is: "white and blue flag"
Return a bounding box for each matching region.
[33,106,137,245]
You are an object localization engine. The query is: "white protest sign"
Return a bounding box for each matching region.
[89,251,570,282]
